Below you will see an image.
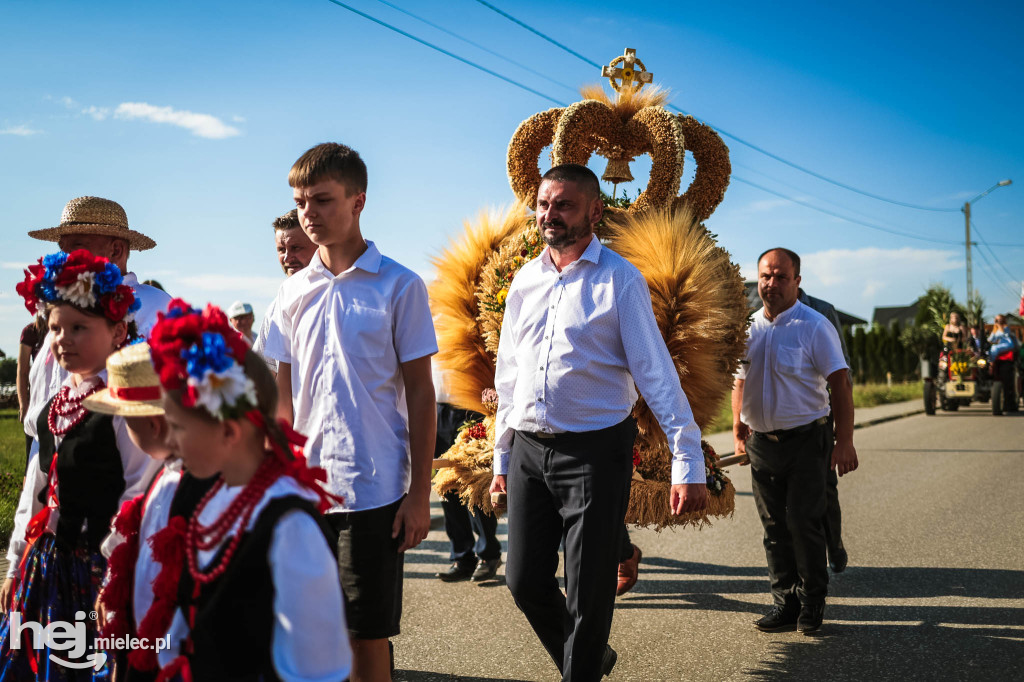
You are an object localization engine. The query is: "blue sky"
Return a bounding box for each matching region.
[2,0,1022,352]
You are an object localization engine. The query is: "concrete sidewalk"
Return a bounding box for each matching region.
[704,397,924,457]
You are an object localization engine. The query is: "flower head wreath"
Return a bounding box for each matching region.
[148,299,257,420]
[16,249,141,323]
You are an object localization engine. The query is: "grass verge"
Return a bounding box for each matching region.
[705,382,922,434]
[0,409,26,551]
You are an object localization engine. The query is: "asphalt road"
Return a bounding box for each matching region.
[396,403,1024,681]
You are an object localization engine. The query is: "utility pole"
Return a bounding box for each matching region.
[963,179,1012,326]
[963,200,973,319]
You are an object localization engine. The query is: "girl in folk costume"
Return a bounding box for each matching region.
[0,250,162,681]
[83,343,216,682]
[145,300,351,682]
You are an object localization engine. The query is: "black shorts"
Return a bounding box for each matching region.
[326,496,404,640]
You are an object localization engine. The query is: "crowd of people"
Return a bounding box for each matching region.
[7,141,1012,681]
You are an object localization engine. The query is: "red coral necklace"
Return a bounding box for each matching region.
[48,383,103,435]
[185,456,284,586]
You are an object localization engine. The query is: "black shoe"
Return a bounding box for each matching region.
[600,645,617,677]
[829,546,848,574]
[471,557,502,582]
[797,603,824,635]
[754,605,799,632]
[436,561,476,582]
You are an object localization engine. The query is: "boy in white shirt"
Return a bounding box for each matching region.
[264,142,437,681]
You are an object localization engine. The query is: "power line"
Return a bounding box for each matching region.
[472,0,602,69]
[323,0,566,106]
[732,160,928,229]
[731,176,962,245]
[472,0,962,213]
[372,0,579,95]
[327,0,989,248]
[974,247,1020,299]
[971,220,1019,282]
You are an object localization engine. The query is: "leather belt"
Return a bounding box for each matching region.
[519,417,634,444]
[757,416,828,442]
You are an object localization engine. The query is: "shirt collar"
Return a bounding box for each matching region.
[122,272,139,286]
[761,299,802,324]
[309,240,382,279]
[67,369,107,394]
[539,234,602,271]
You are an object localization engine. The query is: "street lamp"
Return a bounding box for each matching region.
[963,179,1012,323]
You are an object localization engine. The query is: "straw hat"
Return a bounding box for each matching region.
[83,343,164,416]
[28,196,156,251]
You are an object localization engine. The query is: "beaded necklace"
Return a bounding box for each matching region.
[47,382,103,436]
[185,456,284,586]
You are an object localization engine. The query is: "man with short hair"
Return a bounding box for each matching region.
[490,164,706,679]
[23,196,172,449]
[733,247,858,635]
[226,301,255,343]
[253,209,316,374]
[265,143,437,681]
[274,208,317,276]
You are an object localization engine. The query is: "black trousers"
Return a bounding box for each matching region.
[442,491,501,564]
[824,468,843,555]
[747,422,830,608]
[505,418,636,682]
[822,416,843,556]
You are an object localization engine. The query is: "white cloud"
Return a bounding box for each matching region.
[2,262,29,269]
[1,125,41,136]
[231,115,246,123]
[113,102,241,139]
[798,246,963,318]
[60,96,78,109]
[804,247,961,288]
[82,106,109,121]
[177,274,282,297]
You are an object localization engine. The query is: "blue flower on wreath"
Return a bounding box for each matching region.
[42,252,68,280]
[164,305,198,320]
[128,298,142,315]
[182,332,234,379]
[37,280,58,303]
[93,262,122,295]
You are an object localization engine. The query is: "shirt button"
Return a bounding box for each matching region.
[538,397,544,402]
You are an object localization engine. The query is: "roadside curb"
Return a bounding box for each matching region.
[853,407,925,430]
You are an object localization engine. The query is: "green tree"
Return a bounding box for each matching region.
[851,327,867,383]
[914,283,963,334]
[0,357,15,384]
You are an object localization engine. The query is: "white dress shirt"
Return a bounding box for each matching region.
[158,477,351,682]
[7,371,163,577]
[493,237,705,486]
[100,461,182,629]
[22,273,172,438]
[253,296,280,373]
[263,241,438,511]
[736,301,848,433]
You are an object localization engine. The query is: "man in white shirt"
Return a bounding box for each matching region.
[732,247,858,635]
[253,209,317,375]
[226,301,255,343]
[489,165,707,680]
[23,196,172,448]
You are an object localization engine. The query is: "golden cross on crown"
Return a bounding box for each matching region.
[601,48,654,93]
